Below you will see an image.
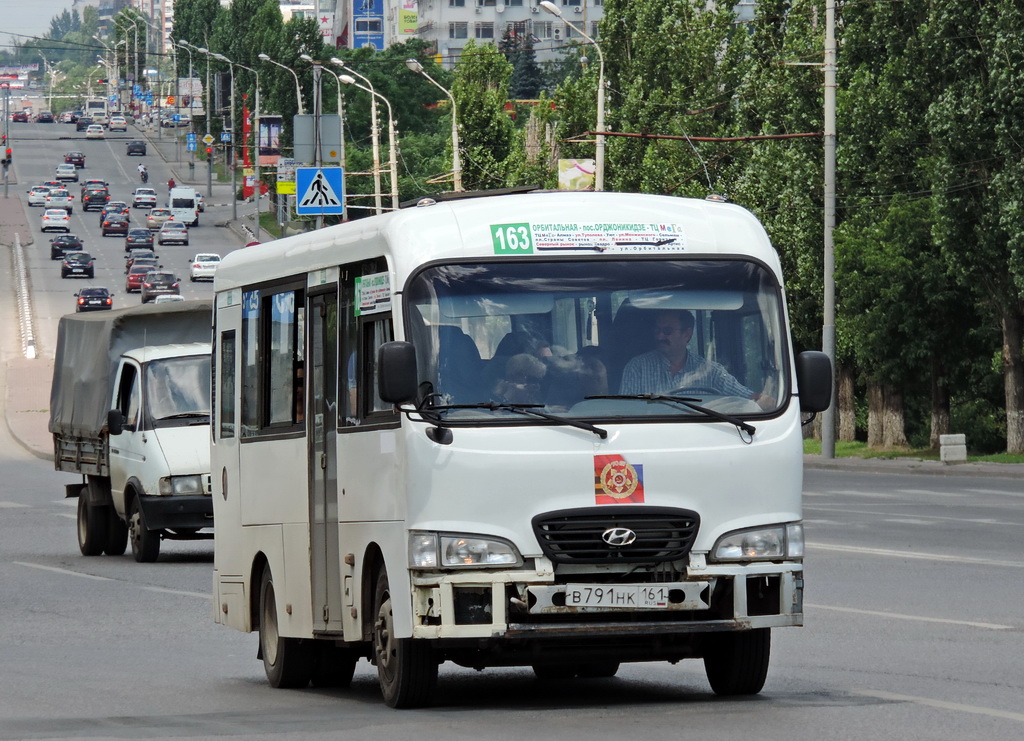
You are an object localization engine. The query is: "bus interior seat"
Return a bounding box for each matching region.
[607,301,655,393]
[437,326,486,403]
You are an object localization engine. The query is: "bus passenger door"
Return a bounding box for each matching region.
[308,290,343,633]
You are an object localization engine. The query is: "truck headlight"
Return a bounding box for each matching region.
[158,475,205,496]
[409,532,522,569]
[710,523,804,562]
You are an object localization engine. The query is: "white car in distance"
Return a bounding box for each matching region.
[27,186,52,207]
[41,208,71,233]
[132,188,158,209]
[85,124,105,140]
[189,253,221,281]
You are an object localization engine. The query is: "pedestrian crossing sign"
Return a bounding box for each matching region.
[295,167,345,216]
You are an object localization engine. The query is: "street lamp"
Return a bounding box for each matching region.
[194,46,215,193]
[540,1,605,191]
[339,74,398,212]
[258,53,305,115]
[212,52,238,220]
[234,60,263,241]
[331,59,382,212]
[176,40,194,119]
[405,58,462,192]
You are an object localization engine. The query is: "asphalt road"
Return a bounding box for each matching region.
[9,120,244,356]
[2,122,1023,740]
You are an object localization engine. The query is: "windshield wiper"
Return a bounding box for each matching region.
[421,401,608,439]
[587,394,756,437]
[155,412,210,423]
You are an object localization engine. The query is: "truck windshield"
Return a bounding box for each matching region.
[404,258,788,423]
[146,356,211,426]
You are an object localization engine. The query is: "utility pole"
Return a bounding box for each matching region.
[313,62,323,231]
[821,0,838,458]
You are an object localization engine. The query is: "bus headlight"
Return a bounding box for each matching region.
[710,523,804,562]
[158,475,205,496]
[409,532,523,569]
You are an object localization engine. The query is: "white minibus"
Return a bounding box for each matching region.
[210,191,831,707]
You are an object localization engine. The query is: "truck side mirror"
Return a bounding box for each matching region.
[795,351,833,413]
[378,341,418,404]
[107,409,124,436]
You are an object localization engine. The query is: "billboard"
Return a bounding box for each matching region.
[352,0,385,51]
[259,115,283,166]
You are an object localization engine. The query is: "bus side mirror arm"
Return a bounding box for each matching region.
[795,351,833,413]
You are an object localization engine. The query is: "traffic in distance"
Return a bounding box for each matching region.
[13,116,224,315]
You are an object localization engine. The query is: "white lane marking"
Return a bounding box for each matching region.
[808,541,1024,568]
[853,689,1024,723]
[806,505,1017,527]
[13,562,113,581]
[142,586,211,599]
[0,501,29,508]
[807,603,1013,630]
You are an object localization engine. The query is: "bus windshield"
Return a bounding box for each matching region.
[404,258,788,422]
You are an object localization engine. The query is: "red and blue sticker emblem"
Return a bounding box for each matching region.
[594,454,644,504]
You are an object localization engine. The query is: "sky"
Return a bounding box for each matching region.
[3,0,91,50]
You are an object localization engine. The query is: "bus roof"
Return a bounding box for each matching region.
[215,192,779,293]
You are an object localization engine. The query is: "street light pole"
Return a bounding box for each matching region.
[258,53,305,115]
[540,1,605,191]
[235,62,262,241]
[213,53,237,221]
[176,41,196,171]
[405,58,462,192]
[320,63,348,215]
[196,47,214,195]
[339,75,398,211]
[332,60,381,213]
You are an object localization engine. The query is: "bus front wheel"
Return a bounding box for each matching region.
[703,628,770,696]
[372,570,437,708]
[259,565,313,688]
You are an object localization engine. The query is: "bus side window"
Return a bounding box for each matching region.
[342,315,394,425]
[219,331,236,438]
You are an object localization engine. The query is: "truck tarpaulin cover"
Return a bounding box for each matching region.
[49,300,213,437]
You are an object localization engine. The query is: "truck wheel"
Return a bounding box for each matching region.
[703,628,770,696]
[259,565,313,688]
[77,495,108,556]
[104,508,129,556]
[372,570,437,708]
[128,496,160,562]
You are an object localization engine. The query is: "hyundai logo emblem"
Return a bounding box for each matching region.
[602,527,637,547]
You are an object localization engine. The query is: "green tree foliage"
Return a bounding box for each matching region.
[500,28,543,99]
[923,0,1024,452]
[451,41,515,190]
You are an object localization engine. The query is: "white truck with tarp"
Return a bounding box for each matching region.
[49,301,214,562]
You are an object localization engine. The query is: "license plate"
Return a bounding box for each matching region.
[565,584,672,609]
[71,268,84,273]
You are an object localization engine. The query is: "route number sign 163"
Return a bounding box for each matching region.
[490,223,534,254]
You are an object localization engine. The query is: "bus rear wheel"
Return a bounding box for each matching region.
[703,628,770,696]
[372,570,437,708]
[259,565,313,688]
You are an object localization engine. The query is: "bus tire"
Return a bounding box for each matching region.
[104,508,129,556]
[373,570,437,708]
[128,496,160,563]
[77,495,108,556]
[703,628,770,696]
[260,565,313,688]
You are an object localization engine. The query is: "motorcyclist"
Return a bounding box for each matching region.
[138,163,148,183]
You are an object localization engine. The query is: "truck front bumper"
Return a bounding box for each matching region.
[138,494,213,532]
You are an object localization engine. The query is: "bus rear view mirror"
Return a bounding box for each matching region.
[378,341,418,404]
[795,351,833,413]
